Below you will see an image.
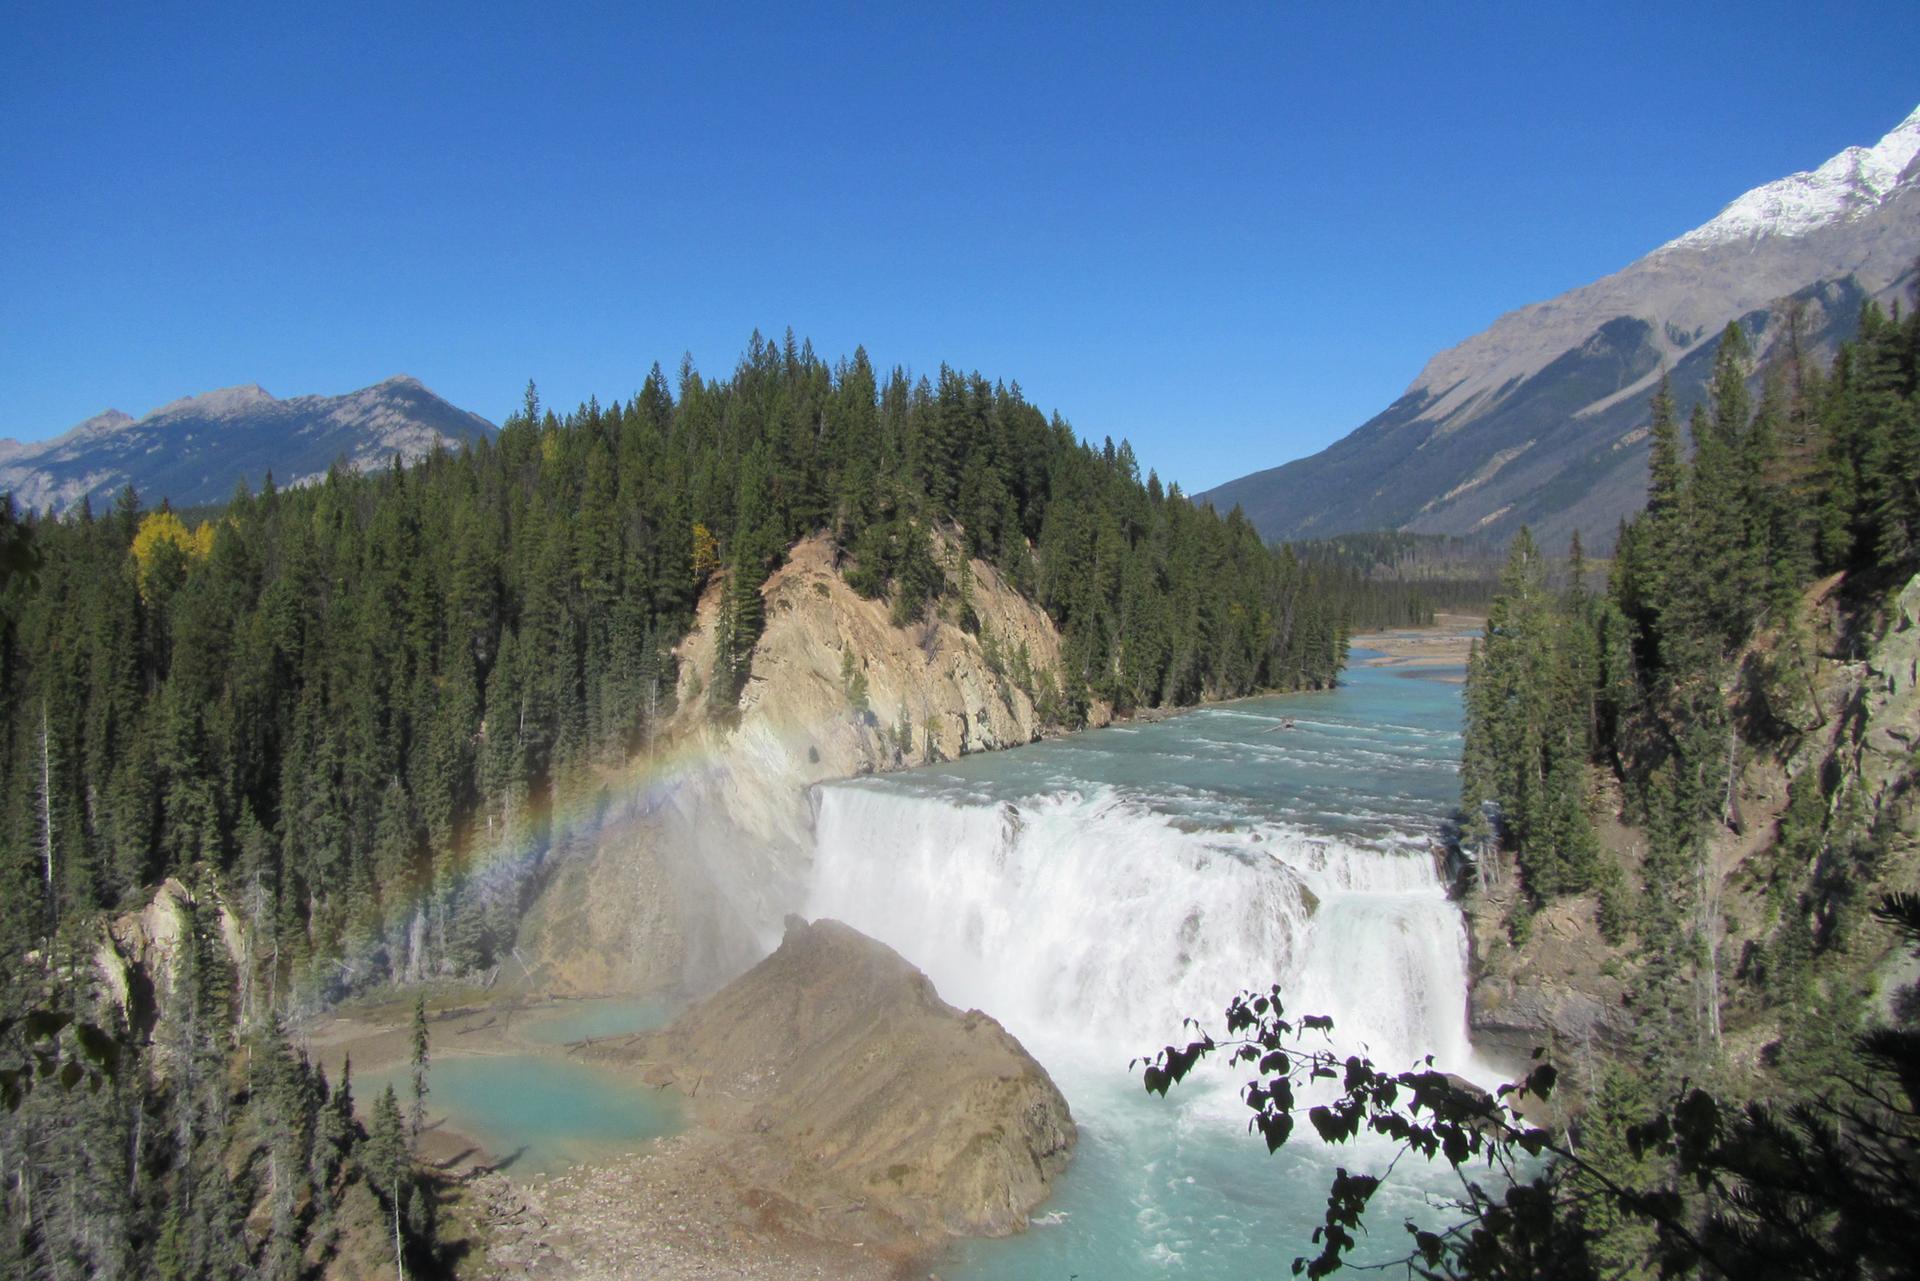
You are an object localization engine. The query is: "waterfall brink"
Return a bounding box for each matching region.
[805,781,1475,1078]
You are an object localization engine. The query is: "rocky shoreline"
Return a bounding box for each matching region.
[470,1140,911,1281]
[310,917,1074,1281]
[307,996,920,1280]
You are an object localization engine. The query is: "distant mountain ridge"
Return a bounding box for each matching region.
[1202,104,1920,552]
[0,375,498,514]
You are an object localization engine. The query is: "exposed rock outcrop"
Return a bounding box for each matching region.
[673,532,1080,775]
[95,877,245,1046]
[593,916,1074,1248]
[1847,573,1920,809]
[1465,831,1636,1084]
[519,532,1098,996]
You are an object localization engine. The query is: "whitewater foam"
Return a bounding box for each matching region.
[805,780,1475,1079]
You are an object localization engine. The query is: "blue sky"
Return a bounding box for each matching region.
[3,2,1915,493]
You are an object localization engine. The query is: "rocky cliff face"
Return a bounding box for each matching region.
[1835,575,1920,814]
[601,916,1075,1243]
[517,532,1095,996]
[91,877,247,1070]
[1465,571,1920,1084]
[1466,849,1633,1074]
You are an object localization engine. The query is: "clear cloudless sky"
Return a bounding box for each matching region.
[3,1,1916,492]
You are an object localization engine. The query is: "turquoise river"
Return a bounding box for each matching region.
[808,647,1490,1278]
[404,647,1492,1276]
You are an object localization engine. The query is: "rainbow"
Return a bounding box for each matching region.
[277,695,877,1016]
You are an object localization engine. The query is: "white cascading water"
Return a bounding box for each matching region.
[804,781,1475,1078]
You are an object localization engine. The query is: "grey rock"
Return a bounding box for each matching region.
[634,916,1075,1241]
[1470,974,1632,1067]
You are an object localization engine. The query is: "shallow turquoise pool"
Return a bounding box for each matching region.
[364,1053,682,1174]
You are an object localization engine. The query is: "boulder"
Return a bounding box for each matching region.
[631,916,1075,1240]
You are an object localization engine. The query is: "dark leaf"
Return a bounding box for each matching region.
[1257,1112,1294,1152]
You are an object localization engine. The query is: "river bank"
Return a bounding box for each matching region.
[308,992,915,1280]
[1349,612,1484,677]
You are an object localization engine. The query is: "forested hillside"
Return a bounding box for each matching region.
[1462,302,1918,981]
[0,334,1353,1277]
[0,334,1351,992]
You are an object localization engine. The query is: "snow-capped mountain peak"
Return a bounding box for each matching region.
[1662,103,1920,251]
[1203,99,1920,555]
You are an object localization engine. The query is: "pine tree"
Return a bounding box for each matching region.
[364,1083,409,1279]
[254,1018,311,1281]
[408,995,430,1150]
[365,1082,406,1203]
[1573,1068,1661,1275]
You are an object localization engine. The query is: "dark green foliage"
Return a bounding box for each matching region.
[1465,307,1918,929]
[1594,858,1634,946]
[365,1084,406,1203]
[1274,305,1920,1275]
[409,994,429,1148]
[1814,301,1920,574]
[845,515,941,626]
[1286,531,1503,629]
[1461,528,1602,900]
[1573,1067,1661,1274]
[0,930,443,1276]
[1679,891,1920,1280]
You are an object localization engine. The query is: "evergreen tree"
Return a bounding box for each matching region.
[409,994,430,1150]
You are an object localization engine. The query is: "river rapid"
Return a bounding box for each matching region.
[806,649,1484,1278]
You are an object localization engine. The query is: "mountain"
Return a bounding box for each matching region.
[1202,104,1920,552]
[0,375,498,514]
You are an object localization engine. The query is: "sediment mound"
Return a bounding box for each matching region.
[625,915,1075,1242]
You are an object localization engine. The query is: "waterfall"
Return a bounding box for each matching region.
[804,781,1475,1077]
